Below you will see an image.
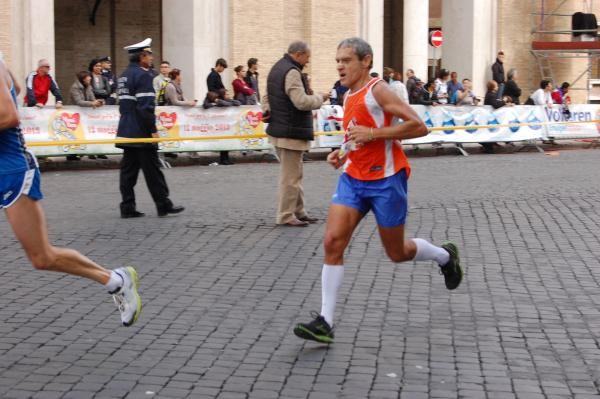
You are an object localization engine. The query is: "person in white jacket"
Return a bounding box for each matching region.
[530,80,554,106]
[389,70,409,103]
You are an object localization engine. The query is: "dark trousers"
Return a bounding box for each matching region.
[119,147,171,213]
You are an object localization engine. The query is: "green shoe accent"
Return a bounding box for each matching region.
[440,241,463,290]
[293,312,335,344]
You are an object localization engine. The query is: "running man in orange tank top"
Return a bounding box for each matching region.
[293,38,463,344]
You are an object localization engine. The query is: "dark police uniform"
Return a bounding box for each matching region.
[116,38,183,218]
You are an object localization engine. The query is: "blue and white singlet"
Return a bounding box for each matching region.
[0,78,37,174]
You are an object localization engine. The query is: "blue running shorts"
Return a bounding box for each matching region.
[331,169,408,228]
[0,168,43,209]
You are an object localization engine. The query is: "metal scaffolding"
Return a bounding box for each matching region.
[529,0,600,103]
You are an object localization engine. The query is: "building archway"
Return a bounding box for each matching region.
[54,0,162,102]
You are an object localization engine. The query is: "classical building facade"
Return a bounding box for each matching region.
[1,0,598,104]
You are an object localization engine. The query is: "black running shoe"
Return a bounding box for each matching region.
[293,311,335,344]
[440,241,463,290]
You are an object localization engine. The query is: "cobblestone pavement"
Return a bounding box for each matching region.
[1,148,600,399]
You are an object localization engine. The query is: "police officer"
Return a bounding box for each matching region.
[116,38,184,218]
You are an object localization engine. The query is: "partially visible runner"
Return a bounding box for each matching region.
[294,37,463,344]
[0,59,141,327]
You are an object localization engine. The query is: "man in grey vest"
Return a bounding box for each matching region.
[263,41,329,227]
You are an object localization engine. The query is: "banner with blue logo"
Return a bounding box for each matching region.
[19,104,600,156]
[406,105,546,144]
[544,104,600,139]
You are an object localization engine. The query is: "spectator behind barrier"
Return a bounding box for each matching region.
[244,58,260,103]
[99,56,117,104]
[203,90,241,109]
[329,79,349,106]
[389,70,409,103]
[164,69,196,107]
[153,60,171,93]
[405,69,419,103]
[434,69,450,104]
[446,71,463,104]
[89,58,112,104]
[207,58,233,165]
[529,80,554,107]
[454,79,479,106]
[382,66,394,83]
[70,71,103,108]
[484,80,510,109]
[301,72,314,95]
[491,50,505,98]
[503,68,522,105]
[24,59,63,108]
[551,82,571,105]
[410,79,438,106]
[233,65,257,105]
[482,80,512,154]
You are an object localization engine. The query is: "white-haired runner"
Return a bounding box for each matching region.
[293,37,463,344]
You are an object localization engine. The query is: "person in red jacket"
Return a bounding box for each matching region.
[232,65,257,105]
[551,82,571,105]
[24,59,63,108]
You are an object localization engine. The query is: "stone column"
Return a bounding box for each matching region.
[162,0,230,102]
[10,0,56,103]
[403,0,429,81]
[442,0,497,98]
[360,0,384,75]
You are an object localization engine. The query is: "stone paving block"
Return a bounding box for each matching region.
[1,152,600,398]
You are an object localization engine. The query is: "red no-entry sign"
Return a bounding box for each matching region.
[430,30,443,47]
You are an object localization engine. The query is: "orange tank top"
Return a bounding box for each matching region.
[342,78,410,181]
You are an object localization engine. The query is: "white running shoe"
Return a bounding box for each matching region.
[112,267,142,326]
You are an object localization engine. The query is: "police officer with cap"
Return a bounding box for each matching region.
[99,56,117,105]
[116,38,184,218]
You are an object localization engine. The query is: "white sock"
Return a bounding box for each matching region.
[321,264,344,327]
[105,270,124,293]
[412,238,450,266]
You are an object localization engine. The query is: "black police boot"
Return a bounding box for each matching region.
[120,204,145,219]
[157,201,185,217]
[219,151,234,165]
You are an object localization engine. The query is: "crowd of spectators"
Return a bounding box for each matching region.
[15,48,575,161]
[361,50,570,114]
[20,49,575,116]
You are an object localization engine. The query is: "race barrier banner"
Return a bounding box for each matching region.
[18,104,600,156]
[543,104,600,139]
[407,105,546,144]
[19,105,270,157]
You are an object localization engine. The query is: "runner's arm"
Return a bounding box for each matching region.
[0,64,19,130]
[348,82,428,145]
[8,69,20,95]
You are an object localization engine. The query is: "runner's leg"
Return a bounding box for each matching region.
[5,195,110,284]
[321,204,363,323]
[5,194,143,325]
[293,204,363,343]
[379,226,463,290]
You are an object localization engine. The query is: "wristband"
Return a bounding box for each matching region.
[369,128,374,141]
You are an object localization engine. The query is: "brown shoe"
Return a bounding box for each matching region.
[280,218,309,227]
[298,216,318,224]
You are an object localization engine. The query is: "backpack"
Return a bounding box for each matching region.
[156,79,169,106]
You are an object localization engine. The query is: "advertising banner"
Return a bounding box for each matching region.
[406,105,546,144]
[19,105,269,157]
[543,104,600,139]
[313,105,344,148]
[18,104,599,157]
